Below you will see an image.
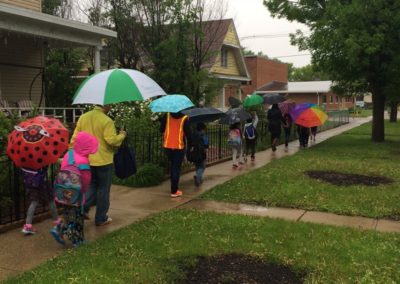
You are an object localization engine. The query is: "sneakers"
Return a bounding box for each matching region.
[251,156,255,162]
[171,190,183,198]
[194,175,200,187]
[50,227,65,245]
[96,217,112,226]
[22,224,37,235]
[232,164,239,169]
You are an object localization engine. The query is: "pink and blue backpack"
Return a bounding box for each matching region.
[54,150,90,209]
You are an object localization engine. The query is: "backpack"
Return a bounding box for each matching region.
[244,124,256,140]
[228,129,241,147]
[54,150,90,208]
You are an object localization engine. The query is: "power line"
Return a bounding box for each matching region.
[274,54,311,58]
[240,31,310,41]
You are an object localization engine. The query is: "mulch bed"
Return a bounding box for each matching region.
[305,170,394,186]
[179,253,304,284]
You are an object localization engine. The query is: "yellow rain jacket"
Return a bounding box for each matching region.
[70,106,126,166]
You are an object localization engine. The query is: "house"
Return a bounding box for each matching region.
[0,1,116,108]
[256,80,354,110]
[201,19,250,109]
[241,56,288,99]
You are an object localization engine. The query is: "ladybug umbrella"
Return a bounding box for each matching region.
[6,116,69,170]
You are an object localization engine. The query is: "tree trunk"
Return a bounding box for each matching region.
[389,102,398,122]
[372,92,385,142]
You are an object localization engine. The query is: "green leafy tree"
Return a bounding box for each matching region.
[42,0,86,107]
[289,64,330,82]
[264,0,400,141]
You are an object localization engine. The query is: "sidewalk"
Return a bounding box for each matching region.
[0,117,375,281]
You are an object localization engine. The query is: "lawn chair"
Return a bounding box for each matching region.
[17,99,35,116]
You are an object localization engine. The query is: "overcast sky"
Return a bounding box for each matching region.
[225,0,311,67]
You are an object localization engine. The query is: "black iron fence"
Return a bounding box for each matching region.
[0,110,349,227]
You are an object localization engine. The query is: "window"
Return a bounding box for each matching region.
[329,95,333,103]
[221,48,228,67]
[322,95,327,103]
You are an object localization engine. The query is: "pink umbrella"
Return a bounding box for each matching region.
[279,100,296,115]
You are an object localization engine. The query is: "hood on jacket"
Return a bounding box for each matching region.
[74,131,99,157]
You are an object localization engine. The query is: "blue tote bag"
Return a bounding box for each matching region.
[114,139,137,179]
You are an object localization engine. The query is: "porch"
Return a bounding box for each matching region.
[0,2,116,108]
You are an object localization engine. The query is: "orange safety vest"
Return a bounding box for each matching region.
[163,113,188,150]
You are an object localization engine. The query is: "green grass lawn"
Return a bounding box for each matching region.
[6,210,400,283]
[202,121,400,219]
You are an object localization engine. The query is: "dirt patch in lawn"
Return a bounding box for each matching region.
[179,253,304,284]
[305,170,394,186]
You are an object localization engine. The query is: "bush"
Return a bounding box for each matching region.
[113,163,165,187]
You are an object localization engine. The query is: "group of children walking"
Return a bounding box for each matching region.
[20,131,98,248]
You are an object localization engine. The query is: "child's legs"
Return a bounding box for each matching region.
[61,207,85,244]
[26,200,38,224]
[250,140,256,157]
[195,160,205,181]
[48,201,59,221]
[232,147,238,165]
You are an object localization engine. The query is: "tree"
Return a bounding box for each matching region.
[264,0,400,141]
[289,64,329,82]
[42,0,85,106]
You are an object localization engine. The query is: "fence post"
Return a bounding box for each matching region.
[218,125,222,159]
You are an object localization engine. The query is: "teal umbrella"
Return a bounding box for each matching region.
[149,94,194,113]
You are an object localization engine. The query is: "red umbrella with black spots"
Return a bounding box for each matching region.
[6,116,69,170]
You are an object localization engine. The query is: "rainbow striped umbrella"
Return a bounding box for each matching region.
[290,103,328,127]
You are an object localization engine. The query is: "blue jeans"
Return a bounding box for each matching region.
[84,164,113,225]
[195,160,205,183]
[165,149,185,193]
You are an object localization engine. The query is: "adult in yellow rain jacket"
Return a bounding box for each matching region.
[70,105,126,226]
[160,112,191,198]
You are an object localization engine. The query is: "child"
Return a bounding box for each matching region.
[50,131,98,247]
[282,114,292,147]
[310,126,317,142]
[243,112,258,161]
[297,124,310,148]
[189,122,209,186]
[21,167,60,235]
[228,122,243,169]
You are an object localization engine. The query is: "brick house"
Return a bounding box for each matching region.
[257,80,354,110]
[0,1,116,108]
[201,19,250,109]
[241,56,288,100]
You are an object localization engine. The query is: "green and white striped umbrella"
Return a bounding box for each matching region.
[72,69,166,105]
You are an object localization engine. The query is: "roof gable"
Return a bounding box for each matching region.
[201,19,249,80]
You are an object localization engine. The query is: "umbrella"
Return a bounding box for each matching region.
[7,116,69,170]
[181,107,227,123]
[219,108,251,124]
[149,94,194,113]
[72,69,166,105]
[228,96,242,108]
[290,103,328,127]
[263,93,286,104]
[243,94,263,108]
[279,100,296,116]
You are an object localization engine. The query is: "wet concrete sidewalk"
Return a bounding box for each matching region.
[0,117,379,281]
[180,200,400,233]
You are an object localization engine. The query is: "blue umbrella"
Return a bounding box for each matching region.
[149,94,194,113]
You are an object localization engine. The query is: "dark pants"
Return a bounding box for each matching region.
[245,139,256,158]
[84,164,113,225]
[283,127,291,146]
[165,149,185,193]
[298,127,310,147]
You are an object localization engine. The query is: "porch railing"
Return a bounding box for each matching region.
[0,107,85,124]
